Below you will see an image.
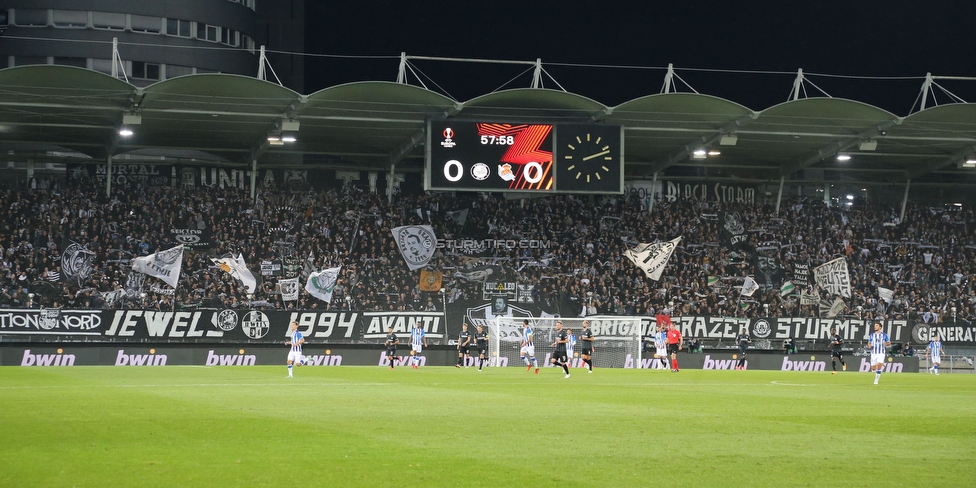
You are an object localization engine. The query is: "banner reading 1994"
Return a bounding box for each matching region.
[4,307,975,346]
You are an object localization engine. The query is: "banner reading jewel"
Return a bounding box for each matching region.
[2,308,966,345]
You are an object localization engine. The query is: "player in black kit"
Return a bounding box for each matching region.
[456,322,473,368]
[734,327,751,370]
[579,320,594,372]
[384,326,399,370]
[550,321,571,378]
[829,327,846,374]
[475,325,489,371]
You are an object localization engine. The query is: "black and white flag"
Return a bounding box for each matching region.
[878,286,894,304]
[392,225,437,271]
[455,264,503,283]
[753,254,783,289]
[300,250,316,282]
[445,209,469,226]
[278,277,299,302]
[131,245,183,288]
[814,257,851,298]
[60,240,95,286]
[719,211,749,250]
[792,262,810,286]
[125,270,146,298]
[624,237,681,281]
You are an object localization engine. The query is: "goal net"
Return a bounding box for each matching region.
[490,316,642,369]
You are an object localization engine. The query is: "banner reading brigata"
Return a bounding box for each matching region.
[3,308,971,345]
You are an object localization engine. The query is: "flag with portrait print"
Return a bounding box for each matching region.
[392,225,437,271]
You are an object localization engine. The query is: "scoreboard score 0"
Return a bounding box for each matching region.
[425,120,623,194]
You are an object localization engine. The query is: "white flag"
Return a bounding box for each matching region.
[878,286,894,304]
[131,245,183,288]
[306,266,341,303]
[212,253,257,294]
[827,296,847,318]
[278,277,299,302]
[800,291,820,306]
[392,225,437,271]
[624,237,681,281]
[814,257,851,298]
[740,276,759,297]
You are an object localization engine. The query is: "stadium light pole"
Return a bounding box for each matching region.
[440,288,447,329]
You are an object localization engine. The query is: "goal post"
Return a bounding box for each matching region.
[490,316,643,369]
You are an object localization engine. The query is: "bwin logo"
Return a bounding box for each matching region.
[205,350,256,366]
[21,349,75,366]
[115,349,167,366]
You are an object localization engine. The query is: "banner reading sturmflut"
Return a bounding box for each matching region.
[814,257,851,298]
[624,237,681,280]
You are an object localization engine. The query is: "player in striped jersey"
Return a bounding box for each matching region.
[868,322,890,385]
[653,324,669,370]
[520,319,539,374]
[409,321,428,369]
[566,328,576,369]
[926,335,943,375]
[285,321,307,378]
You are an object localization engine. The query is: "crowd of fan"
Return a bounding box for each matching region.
[2,174,975,324]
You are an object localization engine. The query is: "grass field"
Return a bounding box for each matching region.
[1,365,974,487]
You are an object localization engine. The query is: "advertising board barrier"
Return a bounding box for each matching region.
[3,346,919,372]
[1,344,459,367]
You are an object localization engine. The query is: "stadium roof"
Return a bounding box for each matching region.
[2,65,976,187]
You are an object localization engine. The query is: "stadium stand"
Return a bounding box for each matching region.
[1,174,974,335]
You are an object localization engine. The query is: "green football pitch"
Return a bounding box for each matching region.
[1,365,973,487]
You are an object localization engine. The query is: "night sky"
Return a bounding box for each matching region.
[305,1,976,114]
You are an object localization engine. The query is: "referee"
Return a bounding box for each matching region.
[666,322,683,372]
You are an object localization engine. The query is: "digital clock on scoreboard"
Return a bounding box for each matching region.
[426,120,623,194]
[427,120,555,191]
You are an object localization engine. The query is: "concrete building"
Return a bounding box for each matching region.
[0,0,303,91]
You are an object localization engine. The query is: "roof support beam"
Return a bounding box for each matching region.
[641,112,758,176]
[905,145,976,180]
[387,130,425,167]
[779,118,901,177]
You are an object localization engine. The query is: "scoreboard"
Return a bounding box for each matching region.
[425,120,623,194]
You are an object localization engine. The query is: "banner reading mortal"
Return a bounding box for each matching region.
[814,257,852,298]
[131,245,183,288]
[392,225,436,271]
[624,237,681,281]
